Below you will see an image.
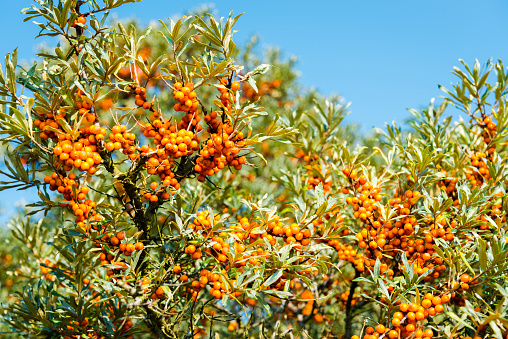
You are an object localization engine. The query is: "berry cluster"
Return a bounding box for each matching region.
[134,86,151,110]
[53,135,103,174]
[296,151,332,192]
[105,124,136,158]
[44,171,101,225]
[76,91,96,123]
[466,151,491,187]
[269,222,311,248]
[40,259,56,280]
[34,107,70,141]
[480,115,497,144]
[71,15,87,28]
[173,82,199,113]
[97,231,144,278]
[194,121,247,182]
[357,293,450,339]
[437,170,458,201]
[217,78,239,110]
[241,78,280,102]
[188,210,221,234]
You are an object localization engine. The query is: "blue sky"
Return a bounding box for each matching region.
[1,0,508,218]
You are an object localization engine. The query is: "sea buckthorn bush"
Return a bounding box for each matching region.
[0,1,508,339]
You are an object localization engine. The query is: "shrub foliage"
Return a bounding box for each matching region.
[0,1,508,339]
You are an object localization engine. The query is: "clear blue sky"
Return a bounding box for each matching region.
[1,0,508,218]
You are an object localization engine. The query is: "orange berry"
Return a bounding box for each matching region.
[212,289,222,299]
[423,329,433,338]
[375,324,385,334]
[174,91,184,101]
[422,299,432,309]
[199,276,208,285]
[460,274,470,283]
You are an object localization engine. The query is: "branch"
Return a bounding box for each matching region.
[345,268,360,339]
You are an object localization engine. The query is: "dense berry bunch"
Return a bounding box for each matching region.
[173,82,200,113]
[195,121,247,181]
